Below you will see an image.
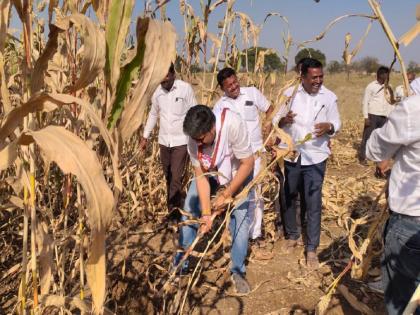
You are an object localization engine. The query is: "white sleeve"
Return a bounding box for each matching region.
[185,84,197,109]
[326,96,341,135]
[252,87,271,112]
[362,84,373,119]
[142,97,159,139]
[366,99,413,161]
[228,113,253,159]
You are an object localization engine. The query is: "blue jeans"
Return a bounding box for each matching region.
[177,177,250,274]
[284,158,326,252]
[382,212,420,315]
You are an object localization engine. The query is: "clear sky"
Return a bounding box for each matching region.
[9,0,420,68]
[133,0,420,68]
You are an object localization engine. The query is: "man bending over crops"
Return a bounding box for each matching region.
[214,67,274,245]
[366,94,420,315]
[174,105,254,293]
[358,66,394,165]
[140,63,197,221]
[273,58,341,269]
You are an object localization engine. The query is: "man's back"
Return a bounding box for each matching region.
[367,95,420,215]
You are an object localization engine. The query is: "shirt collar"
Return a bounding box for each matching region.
[298,83,326,95]
[157,80,178,96]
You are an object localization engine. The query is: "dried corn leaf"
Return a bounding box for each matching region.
[0,139,17,171]
[55,13,106,92]
[337,285,375,315]
[119,19,176,141]
[22,126,114,313]
[0,0,11,113]
[36,222,53,295]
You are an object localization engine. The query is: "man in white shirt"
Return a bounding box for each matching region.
[213,67,274,243]
[366,95,420,315]
[395,72,416,101]
[174,105,254,294]
[140,64,197,221]
[273,58,341,269]
[359,66,394,164]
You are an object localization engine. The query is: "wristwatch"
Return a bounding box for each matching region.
[328,123,335,135]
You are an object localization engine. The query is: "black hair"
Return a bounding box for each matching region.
[377,66,390,77]
[168,62,175,74]
[301,58,323,76]
[295,57,311,73]
[217,67,236,87]
[183,105,215,139]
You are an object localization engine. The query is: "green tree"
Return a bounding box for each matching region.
[241,47,285,72]
[327,60,344,73]
[294,48,326,67]
[358,56,380,74]
[407,60,420,73]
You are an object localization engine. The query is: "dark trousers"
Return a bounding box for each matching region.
[275,165,306,235]
[382,212,420,315]
[159,144,189,211]
[359,113,387,161]
[284,158,327,252]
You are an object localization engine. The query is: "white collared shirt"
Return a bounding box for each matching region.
[188,110,252,179]
[410,77,420,95]
[366,95,420,216]
[213,86,271,153]
[143,80,197,147]
[273,85,341,166]
[362,80,394,118]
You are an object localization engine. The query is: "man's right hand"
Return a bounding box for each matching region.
[139,137,148,151]
[364,118,370,127]
[199,215,213,234]
[279,111,296,128]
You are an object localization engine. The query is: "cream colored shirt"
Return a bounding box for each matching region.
[213,87,270,153]
[362,80,394,118]
[143,80,197,147]
[367,95,420,216]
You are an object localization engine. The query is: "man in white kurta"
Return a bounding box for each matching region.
[213,67,274,242]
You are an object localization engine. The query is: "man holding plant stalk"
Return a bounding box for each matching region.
[213,67,274,245]
[273,58,341,269]
[140,63,197,221]
[174,105,254,294]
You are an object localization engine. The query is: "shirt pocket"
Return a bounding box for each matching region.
[173,96,188,116]
[243,102,258,121]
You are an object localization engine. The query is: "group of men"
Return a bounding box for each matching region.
[141,59,420,314]
[141,58,340,293]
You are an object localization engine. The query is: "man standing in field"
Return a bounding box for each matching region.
[140,64,197,221]
[358,66,394,165]
[175,105,254,293]
[273,58,341,268]
[395,72,416,101]
[366,94,420,315]
[213,67,274,245]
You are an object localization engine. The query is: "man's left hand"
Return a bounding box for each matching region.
[314,122,333,137]
[212,189,232,210]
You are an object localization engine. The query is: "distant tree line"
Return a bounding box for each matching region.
[326,57,420,74]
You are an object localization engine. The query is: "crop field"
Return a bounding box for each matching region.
[0,0,417,314]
